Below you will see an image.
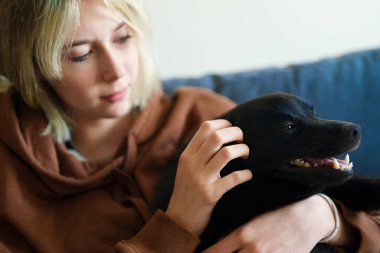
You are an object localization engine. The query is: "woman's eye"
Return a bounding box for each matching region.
[71,52,91,63]
[116,35,131,43]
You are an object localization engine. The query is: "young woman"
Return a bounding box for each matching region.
[0,0,379,252]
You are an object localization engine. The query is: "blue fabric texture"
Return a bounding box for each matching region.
[163,48,380,177]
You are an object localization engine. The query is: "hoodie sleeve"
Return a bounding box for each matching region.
[337,203,380,253]
[115,210,200,253]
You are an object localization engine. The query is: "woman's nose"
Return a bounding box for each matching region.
[101,49,126,82]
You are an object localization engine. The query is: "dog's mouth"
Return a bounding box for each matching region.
[288,154,353,172]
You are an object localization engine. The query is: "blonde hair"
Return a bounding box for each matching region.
[0,0,160,142]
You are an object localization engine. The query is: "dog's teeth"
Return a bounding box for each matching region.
[332,158,340,169]
[290,157,352,170]
[339,162,354,171]
[289,159,318,169]
[344,154,350,164]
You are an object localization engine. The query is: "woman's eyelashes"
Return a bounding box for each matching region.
[71,52,92,63]
[115,34,131,43]
[70,35,132,63]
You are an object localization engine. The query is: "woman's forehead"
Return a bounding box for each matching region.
[66,0,126,41]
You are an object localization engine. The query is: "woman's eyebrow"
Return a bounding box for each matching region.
[70,40,91,47]
[66,22,127,48]
[114,22,127,32]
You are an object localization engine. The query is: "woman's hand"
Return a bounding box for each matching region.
[203,195,337,253]
[165,119,252,236]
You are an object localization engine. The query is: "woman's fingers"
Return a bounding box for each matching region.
[185,119,232,154]
[196,126,245,166]
[181,119,246,177]
[205,143,249,178]
[214,169,253,197]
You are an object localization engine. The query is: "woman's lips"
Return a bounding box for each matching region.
[103,87,128,102]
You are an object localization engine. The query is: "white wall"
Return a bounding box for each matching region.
[146,0,380,79]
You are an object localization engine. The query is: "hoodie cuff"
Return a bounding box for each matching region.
[115,210,200,252]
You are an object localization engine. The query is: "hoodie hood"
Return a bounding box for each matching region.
[0,89,126,195]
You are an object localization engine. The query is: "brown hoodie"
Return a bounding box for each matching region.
[0,87,379,253]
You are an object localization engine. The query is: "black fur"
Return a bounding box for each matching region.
[157,93,380,253]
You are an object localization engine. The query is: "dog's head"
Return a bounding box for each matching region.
[222,93,361,187]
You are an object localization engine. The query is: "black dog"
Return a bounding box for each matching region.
[157,92,380,252]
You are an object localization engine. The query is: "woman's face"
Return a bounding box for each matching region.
[52,0,139,123]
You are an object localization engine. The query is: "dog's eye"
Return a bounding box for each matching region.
[285,122,297,130]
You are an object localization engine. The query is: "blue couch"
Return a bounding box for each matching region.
[163,48,380,177]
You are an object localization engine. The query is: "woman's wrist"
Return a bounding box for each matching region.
[314,194,360,250]
[317,193,340,243]
[302,195,337,243]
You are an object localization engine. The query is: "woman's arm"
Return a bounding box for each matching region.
[203,194,363,253]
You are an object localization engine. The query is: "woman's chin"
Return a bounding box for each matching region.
[104,103,133,118]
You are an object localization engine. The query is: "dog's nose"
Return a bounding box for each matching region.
[345,124,361,139]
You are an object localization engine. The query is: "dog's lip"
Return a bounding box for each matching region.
[288,154,353,172]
